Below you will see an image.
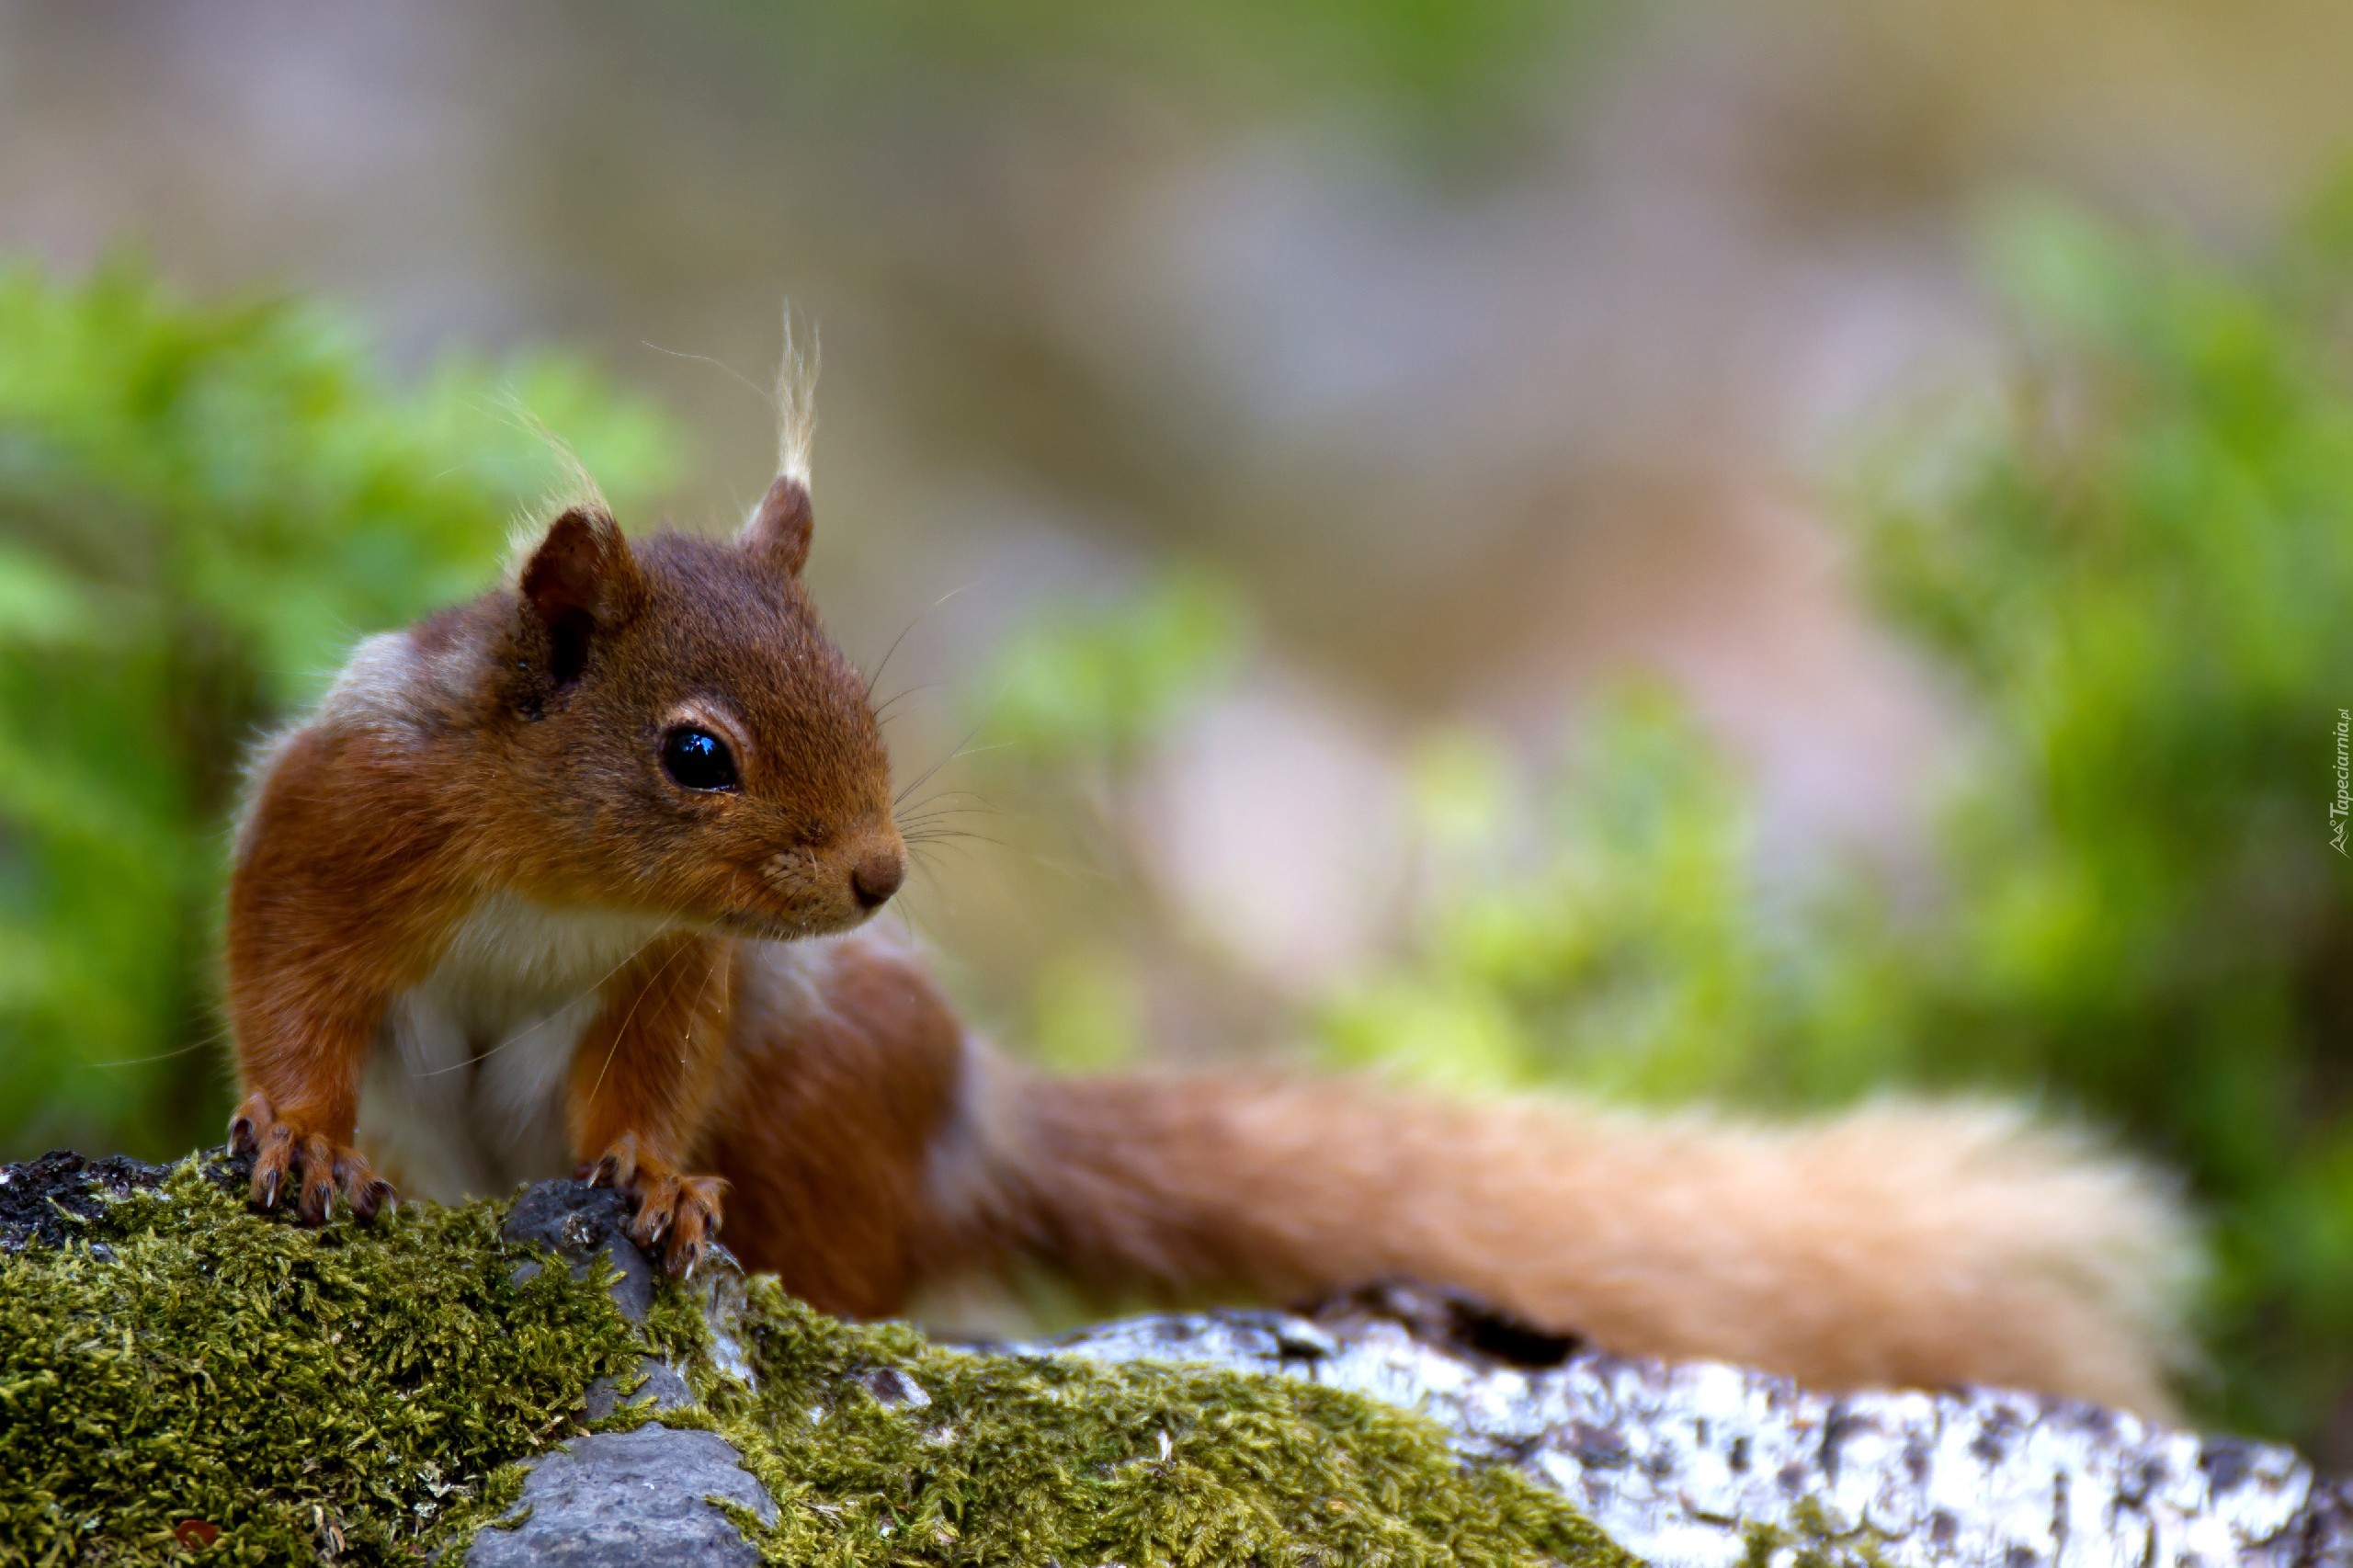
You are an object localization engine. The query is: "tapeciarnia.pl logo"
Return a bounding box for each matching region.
[2333,708,2350,857]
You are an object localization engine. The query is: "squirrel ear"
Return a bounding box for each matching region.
[740,474,813,577]
[517,507,645,689]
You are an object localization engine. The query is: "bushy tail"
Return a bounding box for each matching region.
[983,1071,2196,1414]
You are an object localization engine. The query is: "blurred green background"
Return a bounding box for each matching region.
[4,0,2353,1453]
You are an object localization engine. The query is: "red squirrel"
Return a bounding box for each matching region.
[224,450,2194,1416]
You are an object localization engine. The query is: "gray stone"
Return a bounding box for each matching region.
[849,1364,930,1410]
[464,1426,777,1568]
[502,1180,659,1321]
[1029,1287,2353,1568]
[479,1179,2353,1568]
[13,1158,2352,1566]
[582,1358,697,1420]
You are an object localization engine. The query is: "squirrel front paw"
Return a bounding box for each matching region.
[581,1131,729,1278]
[228,1090,394,1224]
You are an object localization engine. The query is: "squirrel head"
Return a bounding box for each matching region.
[489,474,904,938]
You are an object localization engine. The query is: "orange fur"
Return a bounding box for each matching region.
[568,932,734,1272]
[226,478,902,1256]
[224,468,2194,1414]
[225,726,473,1220]
[992,1072,2192,1413]
[702,933,970,1316]
[666,936,2192,1415]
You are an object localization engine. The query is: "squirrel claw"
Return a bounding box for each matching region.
[348,1176,394,1221]
[583,1137,636,1193]
[589,1136,726,1278]
[231,1091,392,1225]
[649,1180,724,1278]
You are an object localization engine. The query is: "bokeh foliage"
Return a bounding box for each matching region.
[5,182,2353,1449]
[0,262,676,1161]
[1350,194,2353,1445]
[984,192,2353,1448]
[1853,194,2353,1444]
[722,0,1620,153]
[1442,193,2353,1444]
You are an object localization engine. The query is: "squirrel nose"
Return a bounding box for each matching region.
[850,846,905,909]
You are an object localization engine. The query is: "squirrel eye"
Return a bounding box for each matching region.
[660,726,740,792]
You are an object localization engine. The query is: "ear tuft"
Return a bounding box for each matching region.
[517,507,645,690]
[741,474,814,577]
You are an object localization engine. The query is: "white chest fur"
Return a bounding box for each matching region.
[356,896,678,1203]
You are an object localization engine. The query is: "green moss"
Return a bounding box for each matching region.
[652,1276,1634,1568]
[0,1157,641,1563]
[1735,1498,1894,1568]
[5,1159,1634,1568]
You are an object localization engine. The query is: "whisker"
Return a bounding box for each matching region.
[411,921,681,1079]
[864,583,980,700]
[893,739,1014,810]
[904,828,1098,882]
[895,788,995,814]
[892,716,987,808]
[873,682,949,727]
[986,844,1118,883]
[896,808,998,834]
[91,1037,221,1069]
[588,935,698,1108]
[902,828,1011,849]
[639,341,778,411]
[684,942,726,1068]
[895,807,996,829]
[886,869,940,948]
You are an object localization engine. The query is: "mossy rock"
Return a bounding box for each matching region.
[0,1151,1634,1567]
